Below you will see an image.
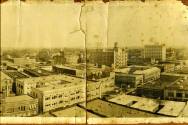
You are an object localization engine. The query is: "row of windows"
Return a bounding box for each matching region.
[45,91,84,100]
[6,105,37,113]
[45,96,83,107]
[167,92,188,98]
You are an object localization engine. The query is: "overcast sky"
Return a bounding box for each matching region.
[1,0,188,48]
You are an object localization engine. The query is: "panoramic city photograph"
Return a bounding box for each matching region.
[1,0,188,124]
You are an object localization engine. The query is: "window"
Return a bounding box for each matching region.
[45,97,50,100]
[185,93,188,98]
[168,92,174,97]
[176,93,183,98]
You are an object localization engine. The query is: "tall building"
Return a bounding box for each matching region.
[114,42,128,68]
[144,43,166,62]
[88,49,114,67]
[88,42,128,68]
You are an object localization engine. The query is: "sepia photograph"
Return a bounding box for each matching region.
[1,0,188,124]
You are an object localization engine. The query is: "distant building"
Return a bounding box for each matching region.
[0,95,38,116]
[127,48,144,65]
[88,43,128,68]
[114,43,127,68]
[65,54,79,64]
[166,48,176,61]
[0,72,13,97]
[77,52,86,63]
[8,57,36,66]
[86,65,112,80]
[155,62,175,73]
[52,50,66,65]
[88,49,114,67]
[52,64,86,78]
[144,43,166,62]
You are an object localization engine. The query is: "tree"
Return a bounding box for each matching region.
[37,49,52,62]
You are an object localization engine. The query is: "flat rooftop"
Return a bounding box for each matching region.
[54,64,85,70]
[86,99,160,117]
[51,106,100,117]
[180,102,188,117]
[1,71,12,80]
[17,74,85,84]
[158,100,186,117]
[35,81,83,92]
[109,95,186,117]
[109,95,159,113]
[3,70,29,79]
[131,100,158,113]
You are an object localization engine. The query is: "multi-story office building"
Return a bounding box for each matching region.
[16,72,116,112]
[144,43,166,62]
[114,44,127,68]
[31,80,85,113]
[28,74,115,112]
[88,49,114,67]
[88,43,127,68]
[0,95,38,116]
[1,72,13,97]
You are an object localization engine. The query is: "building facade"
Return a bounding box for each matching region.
[31,82,85,113]
[133,67,160,83]
[1,72,13,97]
[164,77,188,101]
[88,43,127,68]
[114,47,128,68]
[0,95,38,116]
[87,72,115,101]
[115,73,143,89]
[88,49,114,67]
[144,44,166,62]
